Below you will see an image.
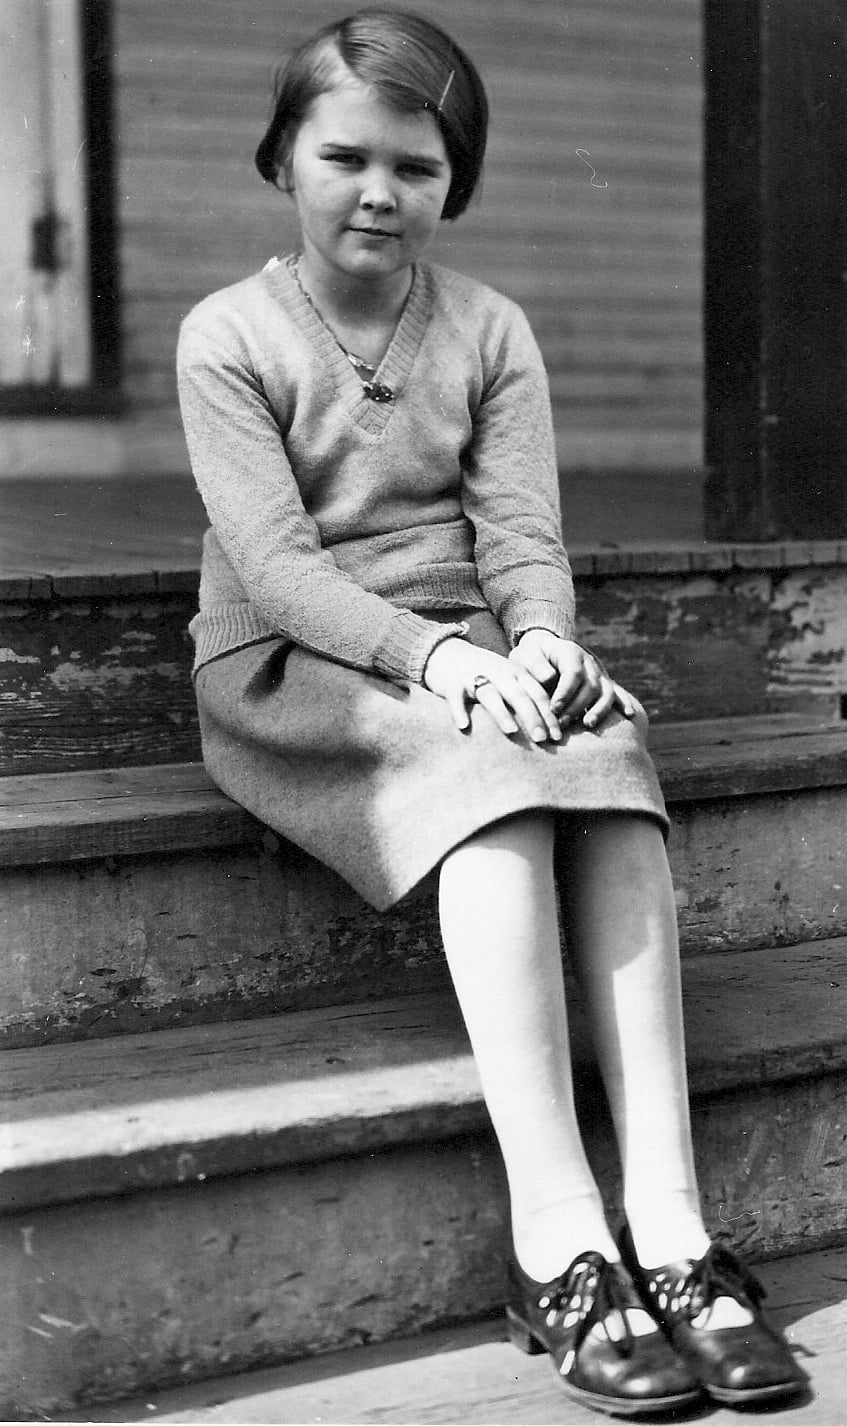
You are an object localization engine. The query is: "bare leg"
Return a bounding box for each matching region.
[438,812,619,1280]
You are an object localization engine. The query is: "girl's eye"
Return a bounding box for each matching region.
[324,152,363,167]
[399,164,437,178]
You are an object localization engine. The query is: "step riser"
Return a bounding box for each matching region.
[3,787,845,1047]
[3,556,846,774]
[4,1069,846,1419]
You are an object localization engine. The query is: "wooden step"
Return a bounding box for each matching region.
[1,714,846,1047]
[61,1245,847,1425]
[3,543,846,776]
[3,941,847,1417]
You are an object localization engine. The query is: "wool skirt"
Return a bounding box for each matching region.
[194,608,668,911]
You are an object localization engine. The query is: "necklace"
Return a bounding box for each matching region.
[289,256,395,403]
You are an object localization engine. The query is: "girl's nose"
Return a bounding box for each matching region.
[360,169,397,211]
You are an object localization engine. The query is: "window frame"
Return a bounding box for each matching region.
[2,0,120,417]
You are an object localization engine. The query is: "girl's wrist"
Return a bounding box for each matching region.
[516,627,562,644]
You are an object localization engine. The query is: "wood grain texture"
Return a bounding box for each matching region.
[2,1106,844,1418]
[1,772,846,1045]
[1,714,846,1051]
[4,716,847,866]
[3,555,847,775]
[3,940,847,1214]
[2,1133,842,1419]
[73,1248,847,1425]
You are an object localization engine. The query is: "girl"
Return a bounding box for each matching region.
[177,10,805,1416]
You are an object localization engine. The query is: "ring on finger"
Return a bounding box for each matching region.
[471,674,492,698]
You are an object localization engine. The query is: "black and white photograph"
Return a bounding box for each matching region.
[1,2,846,1421]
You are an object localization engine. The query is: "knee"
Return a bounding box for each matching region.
[481,809,556,863]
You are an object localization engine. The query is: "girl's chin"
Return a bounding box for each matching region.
[335,251,412,278]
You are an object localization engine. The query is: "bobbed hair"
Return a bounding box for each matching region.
[255,8,488,220]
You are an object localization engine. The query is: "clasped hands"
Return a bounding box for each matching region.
[423,628,636,743]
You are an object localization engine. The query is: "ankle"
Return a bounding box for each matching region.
[624,1192,711,1268]
[512,1192,619,1282]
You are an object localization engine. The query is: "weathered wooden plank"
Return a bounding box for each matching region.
[0,846,449,1046]
[3,550,847,774]
[0,763,208,805]
[89,1249,847,1426]
[1,778,845,1048]
[0,587,202,775]
[3,1075,843,1421]
[1,758,844,1049]
[4,1081,846,1423]
[7,716,828,807]
[0,786,258,864]
[0,474,205,581]
[658,728,847,800]
[2,718,847,869]
[649,711,843,747]
[3,942,847,1214]
[0,1136,513,1421]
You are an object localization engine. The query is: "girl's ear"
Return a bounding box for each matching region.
[273,152,294,196]
[281,139,298,197]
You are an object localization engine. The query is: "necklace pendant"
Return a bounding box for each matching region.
[362,381,394,403]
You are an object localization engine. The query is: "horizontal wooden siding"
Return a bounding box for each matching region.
[114,0,703,472]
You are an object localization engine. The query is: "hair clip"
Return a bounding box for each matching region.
[437,69,455,115]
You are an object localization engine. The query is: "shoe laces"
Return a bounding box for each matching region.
[648,1243,766,1323]
[538,1252,637,1366]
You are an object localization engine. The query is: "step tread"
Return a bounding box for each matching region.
[62,1244,847,1425]
[3,713,847,867]
[3,938,847,1214]
[0,763,258,865]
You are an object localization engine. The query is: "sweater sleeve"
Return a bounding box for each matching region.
[177,315,466,682]
[461,302,575,644]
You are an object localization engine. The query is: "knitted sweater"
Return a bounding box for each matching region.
[177,258,575,682]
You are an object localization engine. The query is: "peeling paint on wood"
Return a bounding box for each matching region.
[4,558,846,774]
[0,594,200,774]
[769,567,847,695]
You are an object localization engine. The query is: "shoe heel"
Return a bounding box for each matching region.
[505,1306,545,1356]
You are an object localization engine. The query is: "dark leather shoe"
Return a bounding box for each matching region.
[506,1250,703,1417]
[619,1225,808,1405]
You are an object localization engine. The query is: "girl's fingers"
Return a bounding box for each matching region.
[473,672,561,742]
[582,679,636,729]
[581,681,617,729]
[445,685,472,731]
[509,643,557,688]
[612,682,636,718]
[511,673,562,741]
[471,680,519,736]
[554,669,603,722]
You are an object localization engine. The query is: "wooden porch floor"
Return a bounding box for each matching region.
[53,1244,846,1424]
[0,468,704,579]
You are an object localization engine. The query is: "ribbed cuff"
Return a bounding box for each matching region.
[190,603,276,674]
[372,610,469,683]
[504,599,574,646]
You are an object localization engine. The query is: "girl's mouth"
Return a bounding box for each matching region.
[349,227,399,239]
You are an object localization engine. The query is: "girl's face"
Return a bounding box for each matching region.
[288,77,452,287]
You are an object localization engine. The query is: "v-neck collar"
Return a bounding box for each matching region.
[262,255,432,434]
